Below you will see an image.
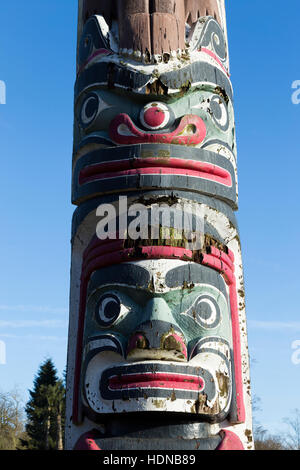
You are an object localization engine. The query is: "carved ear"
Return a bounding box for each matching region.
[77,16,112,72]
[185,0,221,26]
[82,0,117,26]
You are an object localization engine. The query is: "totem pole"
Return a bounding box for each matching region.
[66,0,253,450]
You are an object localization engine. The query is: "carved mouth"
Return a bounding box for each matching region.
[109,113,206,146]
[100,363,215,401]
[108,372,205,392]
[79,157,232,187]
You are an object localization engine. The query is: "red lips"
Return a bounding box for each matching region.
[109,113,206,146]
[108,372,205,392]
[79,157,232,187]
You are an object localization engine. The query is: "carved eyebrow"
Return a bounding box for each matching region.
[165,263,227,297]
[87,261,228,304]
[87,264,151,295]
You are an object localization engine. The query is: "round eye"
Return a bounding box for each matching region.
[96,294,122,328]
[80,93,100,128]
[210,95,229,131]
[140,102,171,130]
[193,295,221,329]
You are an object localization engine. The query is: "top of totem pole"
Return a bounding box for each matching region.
[73,0,237,209]
[77,1,229,72]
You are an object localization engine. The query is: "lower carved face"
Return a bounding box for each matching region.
[81,259,233,422]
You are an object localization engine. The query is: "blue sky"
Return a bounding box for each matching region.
[0,0,299,435]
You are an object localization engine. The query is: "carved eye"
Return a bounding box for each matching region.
[80,93,110,129]
[96,294,126,328]
[80,93,100,128]
[191,295,221,329]
[210,95,229,131]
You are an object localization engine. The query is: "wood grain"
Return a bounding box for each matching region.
[82,0,221,55]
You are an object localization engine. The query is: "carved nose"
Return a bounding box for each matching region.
[140,102,170,130]
[127,298,187,362]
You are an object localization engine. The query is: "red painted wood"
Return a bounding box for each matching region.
[109,372,205,391]
[217,430,244,450]
[201,253,245,423]
[79,158,232,188]
[200,48,229,76]
[109,114,206,146]
[74,430,102,450]
[72,239,245,425]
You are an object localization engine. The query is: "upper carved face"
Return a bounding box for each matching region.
[75,87,235,155]
[72,86,237,207]
[73,14,236,207]
[80,259,234,422]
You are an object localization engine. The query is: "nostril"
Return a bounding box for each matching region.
[163,335,181,351]
[161,332,187,359]
[127,333,149,355]
[136,335,148,349]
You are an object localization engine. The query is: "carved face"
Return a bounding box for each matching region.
[72,87,237,207]
[74,13,233,154]
[73,14,237,207]
[75,88,235,153]
[80,259,234,422]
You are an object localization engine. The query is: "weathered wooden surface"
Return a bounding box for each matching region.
[82,0,221,55]
[66,0,253,451]
[185,0,220,25]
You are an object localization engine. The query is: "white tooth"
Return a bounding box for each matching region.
[120,48,128,57]
[133,50,142,62]
[153,54,162,64]
[142,52,151,64]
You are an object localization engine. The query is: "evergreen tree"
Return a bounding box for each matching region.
[23,358,65,450]
[40,380,65,450]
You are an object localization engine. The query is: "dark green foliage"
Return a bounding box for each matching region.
[22,358,65,450]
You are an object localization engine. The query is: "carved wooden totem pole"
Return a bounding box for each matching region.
[66,0,253,450]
